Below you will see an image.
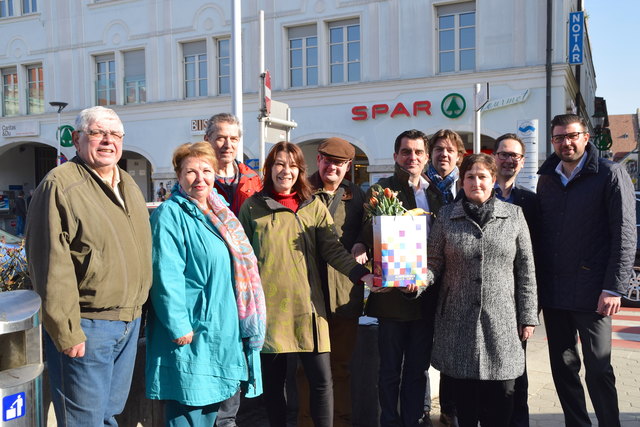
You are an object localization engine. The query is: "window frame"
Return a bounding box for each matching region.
[26,63,44,114]
[123,49,146,105]
[436,2,476,74]
[216,38,231,95]
[95,54,116,106]
[328,19,361,84]
[182,40,208,99]
[288,25,318,88]
[2,67,19,117]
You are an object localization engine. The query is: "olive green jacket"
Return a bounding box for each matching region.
[238,193,369,353]
[309,172,367,318]
[25,157,152,351]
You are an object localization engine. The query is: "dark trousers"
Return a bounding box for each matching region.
[214,390,240,426]
[297,316,359,427]
[377,318,433,427]
[439,374,457,415]
[543,308,620,427]
[510,341,529,427]
[261,352,333,427]
[450,377,515,427]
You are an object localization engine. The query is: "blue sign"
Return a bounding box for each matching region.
[245,158,259,171]
[3,392,26,421]
[568,11,584,65]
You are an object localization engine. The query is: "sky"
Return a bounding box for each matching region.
[585,0,640,115]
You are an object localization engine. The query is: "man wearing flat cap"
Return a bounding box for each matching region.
[297,137,368,427]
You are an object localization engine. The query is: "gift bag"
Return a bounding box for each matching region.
[372,215,428,287]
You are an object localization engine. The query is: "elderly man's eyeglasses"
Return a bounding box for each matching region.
[496,152,524,161]
[321,155,350,167]
[551,131,585,144]
[81,129,125,140]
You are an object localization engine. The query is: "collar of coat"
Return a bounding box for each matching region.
[537,141,599,177]
[448,197,511,221]
[308,171,353,200]
[257,191,315,211]
[392,163,439,192]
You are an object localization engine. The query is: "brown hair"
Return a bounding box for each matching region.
[429,129,466,166]
[263,141,312,201]
[459,153,497,180]
[172,142,218,174]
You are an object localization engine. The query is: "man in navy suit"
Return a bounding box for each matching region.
[493,133,537,427]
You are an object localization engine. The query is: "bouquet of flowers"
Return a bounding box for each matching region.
[364,184,430,218]
[364,184,429,288]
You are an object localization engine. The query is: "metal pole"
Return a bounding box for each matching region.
[474,83,481,154]
[259,10,265,176]
[56,112,62,166]
[231,0,243,160]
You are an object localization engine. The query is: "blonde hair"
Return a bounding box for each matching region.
[172,142,218,174]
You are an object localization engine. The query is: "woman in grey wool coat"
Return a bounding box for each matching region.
[426,153,538,427]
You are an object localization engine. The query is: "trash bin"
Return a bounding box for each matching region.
[0,290,43,426]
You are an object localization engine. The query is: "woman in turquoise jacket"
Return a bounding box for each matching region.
[146,142,266,426]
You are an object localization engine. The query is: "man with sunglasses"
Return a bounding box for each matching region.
[537,114,636,427]
[493,133,537,427]
[26,106,152,426]
[297,137,367,427]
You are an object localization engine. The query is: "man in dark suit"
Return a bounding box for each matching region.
[493,133,537,427]
[537,114,636,427]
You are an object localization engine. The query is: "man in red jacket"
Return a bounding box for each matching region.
[205,113,261,216]
[204,113,261,426]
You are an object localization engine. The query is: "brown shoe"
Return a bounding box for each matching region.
[439,413,459,427]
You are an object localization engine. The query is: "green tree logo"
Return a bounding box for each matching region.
[441,93,466,119]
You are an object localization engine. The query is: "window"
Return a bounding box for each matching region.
[437,2,475,73]
[2,68,18,116]
[183,41,207,98]
[288,25,318,87]
[217,39,230,95]
[22,0,36,14]
[124,50,145,104]
[0,0,14,17]
[27,64,43,114]
[95,54,115,105]
[329,19,360,84]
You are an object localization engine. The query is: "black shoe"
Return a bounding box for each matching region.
[420,411,434,426]
[439,413,459,427]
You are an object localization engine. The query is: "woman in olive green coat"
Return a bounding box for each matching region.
[238,141,371,427]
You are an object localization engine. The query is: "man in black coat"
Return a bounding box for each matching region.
[493,133,537,427]
[537,114,636,427]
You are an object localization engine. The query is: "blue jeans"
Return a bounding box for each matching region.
[378,318,433,427]
[45,317,141,427]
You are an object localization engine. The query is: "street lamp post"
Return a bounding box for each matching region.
[49,101,68,166]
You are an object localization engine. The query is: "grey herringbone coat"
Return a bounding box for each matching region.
[427,199,538,381]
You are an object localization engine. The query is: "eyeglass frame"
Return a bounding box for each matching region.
[320,154,351,167]
[78,128,125,140]
[550,131,587,144]
[495,151,524,161]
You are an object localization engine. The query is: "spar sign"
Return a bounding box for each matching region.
[568,11,584,65]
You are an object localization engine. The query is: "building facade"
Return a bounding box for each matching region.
[0,0,601,208]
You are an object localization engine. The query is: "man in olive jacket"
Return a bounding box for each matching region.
[297,137,367,427]
[26,106,152,426]
[537,114,636,427]
[366,129,443,427]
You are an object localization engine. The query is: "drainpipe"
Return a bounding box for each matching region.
[545,0,553,158]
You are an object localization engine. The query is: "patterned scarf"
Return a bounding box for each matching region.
[178,185,266,350]
[427,164,459,205]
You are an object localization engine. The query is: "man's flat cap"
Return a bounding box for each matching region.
[318,137,355,160]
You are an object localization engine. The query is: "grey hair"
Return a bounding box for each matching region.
[205,113,242,139]
[74,106,124,133]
